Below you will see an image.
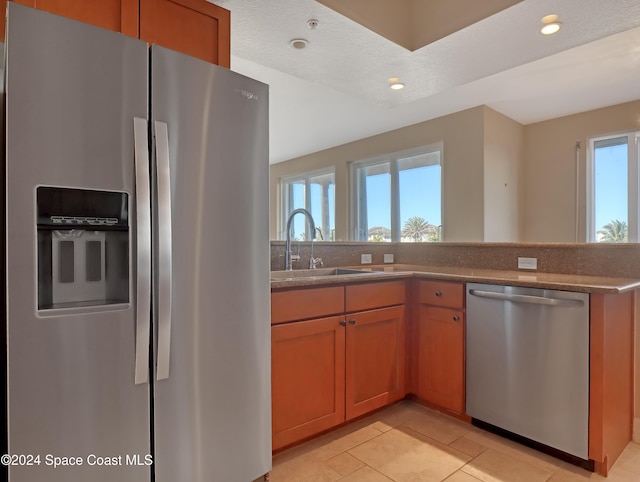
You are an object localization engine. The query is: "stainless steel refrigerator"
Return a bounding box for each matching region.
[3,4,271,481]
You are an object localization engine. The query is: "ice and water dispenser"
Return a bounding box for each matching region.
[37,187,130,310]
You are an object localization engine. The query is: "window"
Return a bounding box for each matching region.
[279,168,335,241]
[351,144,442,242]
[587,132,639,242]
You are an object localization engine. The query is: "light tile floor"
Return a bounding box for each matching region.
[271,401,640,482]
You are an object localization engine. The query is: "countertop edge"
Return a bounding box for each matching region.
[270,265,640,294]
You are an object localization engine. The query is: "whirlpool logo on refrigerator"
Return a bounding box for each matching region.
[235,89,259,101]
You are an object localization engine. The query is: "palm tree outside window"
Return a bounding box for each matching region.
[587,132,639,242]
[351,144,442,242]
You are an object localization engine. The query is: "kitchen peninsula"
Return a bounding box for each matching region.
[270,242,640,477]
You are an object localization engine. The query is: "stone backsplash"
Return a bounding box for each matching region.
[270,241,640,279]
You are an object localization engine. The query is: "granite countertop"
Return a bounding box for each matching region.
[270,264,640,293]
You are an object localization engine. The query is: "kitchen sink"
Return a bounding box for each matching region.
[270,268,377,280]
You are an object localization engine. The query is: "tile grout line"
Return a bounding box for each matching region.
[442,432,489,482]
[331,429,395,481]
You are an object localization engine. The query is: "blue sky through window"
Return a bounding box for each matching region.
[365,165,441,230]
[399,164,441,229]
[365,172,390,230]
[594,142,628,240]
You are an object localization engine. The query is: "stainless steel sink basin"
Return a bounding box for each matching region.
[270,268,376,280]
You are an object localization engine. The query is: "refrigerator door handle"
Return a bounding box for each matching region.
[154,121,173,381]
[134,117,152,385]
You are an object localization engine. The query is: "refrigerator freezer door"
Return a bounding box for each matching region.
[151,46,271,482]
[5,5,150,481]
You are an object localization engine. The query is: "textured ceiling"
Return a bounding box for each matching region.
[209,0,640,163]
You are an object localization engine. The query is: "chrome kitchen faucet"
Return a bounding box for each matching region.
[285,208,316,270]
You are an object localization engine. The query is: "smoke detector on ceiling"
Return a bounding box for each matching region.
[308,19,319,29]
[288,38,309,49]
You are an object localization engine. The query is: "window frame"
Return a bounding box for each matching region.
[349,143,443,242]
[586,131,640,243]
[279,167,336,241]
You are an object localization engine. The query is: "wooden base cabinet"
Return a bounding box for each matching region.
[3,0,230,66]
[414,280,465,415]
[416,306,464,413]
[271,281,406,451]
[346,305,405,420]
[271,315,346,451]
[589,291,635,476]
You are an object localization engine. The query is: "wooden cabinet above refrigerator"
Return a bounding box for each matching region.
[1,0,230,67]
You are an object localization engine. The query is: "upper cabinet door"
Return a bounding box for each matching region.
[139,0,230,67]
[1,0,230,67]
[5,0,139,37]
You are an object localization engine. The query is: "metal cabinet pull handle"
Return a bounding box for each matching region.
[339,320,347,327]
[453,315,460,321]
[468,289,584,307]
[348,319,356,325]
[435,291,442,297]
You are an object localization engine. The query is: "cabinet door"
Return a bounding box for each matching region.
[139,0,230,67]
[6,0,139,38]
[417,305,464,413]
[272,315,346,450]
[345,305,405,420]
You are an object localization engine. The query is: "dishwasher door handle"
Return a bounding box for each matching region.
[468,289,585,307]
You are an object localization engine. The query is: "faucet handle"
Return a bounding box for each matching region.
[309,256,323,269]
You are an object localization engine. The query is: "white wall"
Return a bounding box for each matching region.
[483,108,524,241]
[523,100,640,242]
[270,106,487,242]
[271,99,640,244]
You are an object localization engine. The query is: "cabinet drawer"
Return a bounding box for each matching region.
[271,286,345,324]
[418,280,464,309]
[345,281,406,313]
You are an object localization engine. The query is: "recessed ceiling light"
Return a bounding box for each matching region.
[288,38,309,49]
[540,14,561,35]
[387,77,405,90]
[541,14,559,24]
[541,22,561,35]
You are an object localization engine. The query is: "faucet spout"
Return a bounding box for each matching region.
[285,208,316,270]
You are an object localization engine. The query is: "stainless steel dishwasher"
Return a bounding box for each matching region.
[466,283,589,460]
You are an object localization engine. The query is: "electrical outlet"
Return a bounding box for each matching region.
[361,253,372,264]
[518,257,538,270]
[384,254,394,263]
